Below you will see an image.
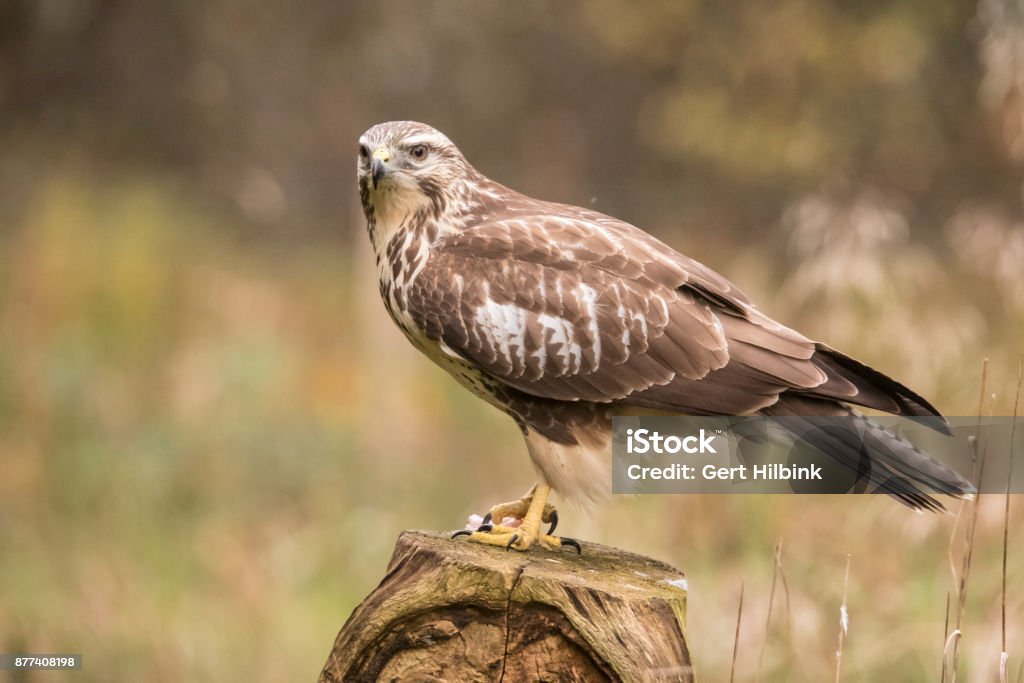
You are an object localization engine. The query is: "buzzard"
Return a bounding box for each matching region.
[356,121,974,552]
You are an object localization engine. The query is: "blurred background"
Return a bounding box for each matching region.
[1,1,1023,680]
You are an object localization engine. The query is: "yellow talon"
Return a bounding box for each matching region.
[455,483,579,553]
[461,530,567,551]
[485,484,556,527]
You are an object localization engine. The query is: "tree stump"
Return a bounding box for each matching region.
[319,530,694,682]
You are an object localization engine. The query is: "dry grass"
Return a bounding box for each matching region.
[944,364,991,682]
[835,554,851,683]
[731,578,745,683]
[1000,355,1022,682]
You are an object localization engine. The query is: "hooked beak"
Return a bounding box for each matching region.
[370,147,389,189]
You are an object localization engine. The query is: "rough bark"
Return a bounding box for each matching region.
[319,530,694,682]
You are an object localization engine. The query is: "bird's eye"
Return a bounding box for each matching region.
[358,144,370,161]
[410,144,428,160]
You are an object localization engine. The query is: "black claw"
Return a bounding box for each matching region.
[451,530,473,539]
[505,534,519,551]
[477,523,493,533]
[560,537,582,554]
[546,510,559,535]
[481,512,493,526]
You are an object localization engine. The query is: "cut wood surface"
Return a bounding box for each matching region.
[319,530,694,682]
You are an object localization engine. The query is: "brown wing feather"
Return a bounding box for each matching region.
[406,237,728,403]
[406,201,948,429]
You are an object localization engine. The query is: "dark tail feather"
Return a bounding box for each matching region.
[761,397,975,511]
[812,345,953,435]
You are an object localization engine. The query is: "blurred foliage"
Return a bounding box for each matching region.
[1,1,1023,681]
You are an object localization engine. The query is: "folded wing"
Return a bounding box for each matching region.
[405,206,947,428]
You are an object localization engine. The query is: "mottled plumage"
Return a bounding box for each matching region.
[357,121,973,511]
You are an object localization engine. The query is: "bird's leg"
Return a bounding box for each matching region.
[452,483,580,553]
[480,484,557,533]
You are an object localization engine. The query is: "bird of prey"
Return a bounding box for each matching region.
[356,120,974,552]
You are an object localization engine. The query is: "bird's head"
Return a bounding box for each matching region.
[357,121,472,228]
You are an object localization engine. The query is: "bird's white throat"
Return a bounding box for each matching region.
[367,187,433,258]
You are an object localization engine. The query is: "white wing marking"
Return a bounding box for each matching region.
[578,283,601,367]
[474,299,529,372]
[536,312,580,374]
